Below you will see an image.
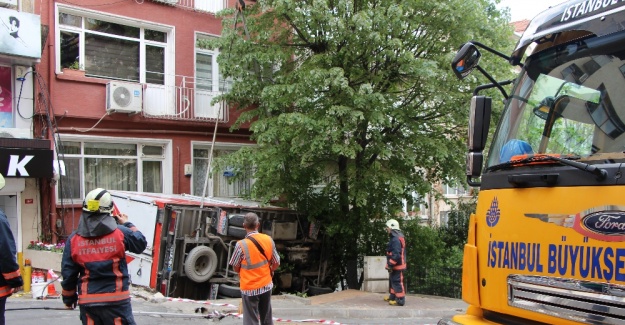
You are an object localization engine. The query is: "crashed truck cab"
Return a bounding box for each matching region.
[109,191,324,300]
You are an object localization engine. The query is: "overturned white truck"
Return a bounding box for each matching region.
[109,190,328,300]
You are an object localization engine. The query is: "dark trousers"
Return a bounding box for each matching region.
[0,296,6,325]
[79,301,136,325]
[389,269,406,305]
[242,290,273,325]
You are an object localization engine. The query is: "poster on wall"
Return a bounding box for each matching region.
[0,8,41,59]
[0,66,12,128]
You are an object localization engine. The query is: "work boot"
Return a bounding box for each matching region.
[383,295,395,302]
[389,298,405,306]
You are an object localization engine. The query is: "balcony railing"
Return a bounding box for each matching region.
[142,76,229,123]
[150,0,226,13]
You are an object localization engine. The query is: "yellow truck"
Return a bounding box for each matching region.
[441,1,625,324]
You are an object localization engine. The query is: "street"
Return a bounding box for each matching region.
[4,298,443,325]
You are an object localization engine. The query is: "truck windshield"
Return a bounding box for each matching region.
[488,31,625,167]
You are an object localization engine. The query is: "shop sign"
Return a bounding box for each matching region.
[0,148,52,178]
[0,8,41,59]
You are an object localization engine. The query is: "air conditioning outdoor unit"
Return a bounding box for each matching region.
[0,0,18,8]
[106,81,143,114]
[152,0,178,4]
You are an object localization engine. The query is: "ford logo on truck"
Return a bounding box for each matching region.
[582,211,625,236]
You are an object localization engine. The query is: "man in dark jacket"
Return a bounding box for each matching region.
[61,188,147,325]
[0,210,23,325]
[383,219,407,306]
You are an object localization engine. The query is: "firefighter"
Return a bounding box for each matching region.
[61,188,147,325]
[0,209,23,325]
[383,219,407,306]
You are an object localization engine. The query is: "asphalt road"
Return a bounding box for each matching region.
[4,298,442,325]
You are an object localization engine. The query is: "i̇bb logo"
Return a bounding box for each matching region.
[486,197,500,227]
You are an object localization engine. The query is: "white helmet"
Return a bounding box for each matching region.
[386,219,400,230]
[82,188,113,214]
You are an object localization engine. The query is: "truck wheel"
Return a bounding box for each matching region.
[228,214,246,227]
[184,246,217,283]
[218,284,242,298]
[308,285,334,296]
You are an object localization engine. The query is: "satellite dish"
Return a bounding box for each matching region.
[0,174,5,190]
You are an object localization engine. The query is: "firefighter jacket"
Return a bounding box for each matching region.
[0,210,23,298]
[61,211,147,306]
[386,229,407,271]
[238,233,275,292]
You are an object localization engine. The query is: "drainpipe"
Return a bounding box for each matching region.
[48,0,58,244]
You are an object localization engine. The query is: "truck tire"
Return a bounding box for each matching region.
[228,225,246,238]
[308,285,334,296]
[218,284,242,298]
[184,246,217,283]
[228,214,246,227]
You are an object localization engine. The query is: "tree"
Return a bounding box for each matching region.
[205,0,515,285]
[438,198,476,251]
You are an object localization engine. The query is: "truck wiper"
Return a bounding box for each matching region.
[487,154,608,181]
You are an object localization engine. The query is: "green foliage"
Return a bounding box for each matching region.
[66,61,83,70]
[276,252,296,273]
[402,219,447,269]
[207,0,515,281]
[438,199,476,250]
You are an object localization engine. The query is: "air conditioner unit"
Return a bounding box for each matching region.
[152,0,178,4]
[0,0,18,8]
[106,81,143,114]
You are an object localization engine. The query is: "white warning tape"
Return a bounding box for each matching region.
[166,297,238,308]
[166,297,345,324]
[273,317,345,324]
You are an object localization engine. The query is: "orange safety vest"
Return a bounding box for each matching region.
[239,234,274,291]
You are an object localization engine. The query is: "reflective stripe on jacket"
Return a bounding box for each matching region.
[65,229,130,305]
[239,233,274,291]
[386,230,407,271]
[0,211,23,298]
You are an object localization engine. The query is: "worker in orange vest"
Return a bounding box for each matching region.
[0,209,23,325]
[229,212,280,325]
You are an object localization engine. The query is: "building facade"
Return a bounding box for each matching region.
[12,0,256,254]
[0,0,53,261]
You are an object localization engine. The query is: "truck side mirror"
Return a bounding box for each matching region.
[468,96,491,152]
[451,43,481,80]
[466,152,483,177]
[466,96,491,186]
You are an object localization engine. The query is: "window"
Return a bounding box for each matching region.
[195,34,231,118]
[194,0,225,13]
[56,6,170,84]
[57,139,167,203]
[444,184,468,197]
[192,144,253,197]
[440,211,449,226]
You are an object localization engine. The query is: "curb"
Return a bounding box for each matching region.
[272,306,464,319]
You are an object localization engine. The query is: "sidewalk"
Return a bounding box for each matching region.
[10,286,467,323]
[154,289,468,321]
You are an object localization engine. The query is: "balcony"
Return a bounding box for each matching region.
[150,0,226,13]
[142,76,229,123]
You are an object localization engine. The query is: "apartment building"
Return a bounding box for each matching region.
[0,0,52,258]
[8,0,257,251]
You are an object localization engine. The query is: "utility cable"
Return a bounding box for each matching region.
[71,112,109,133]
